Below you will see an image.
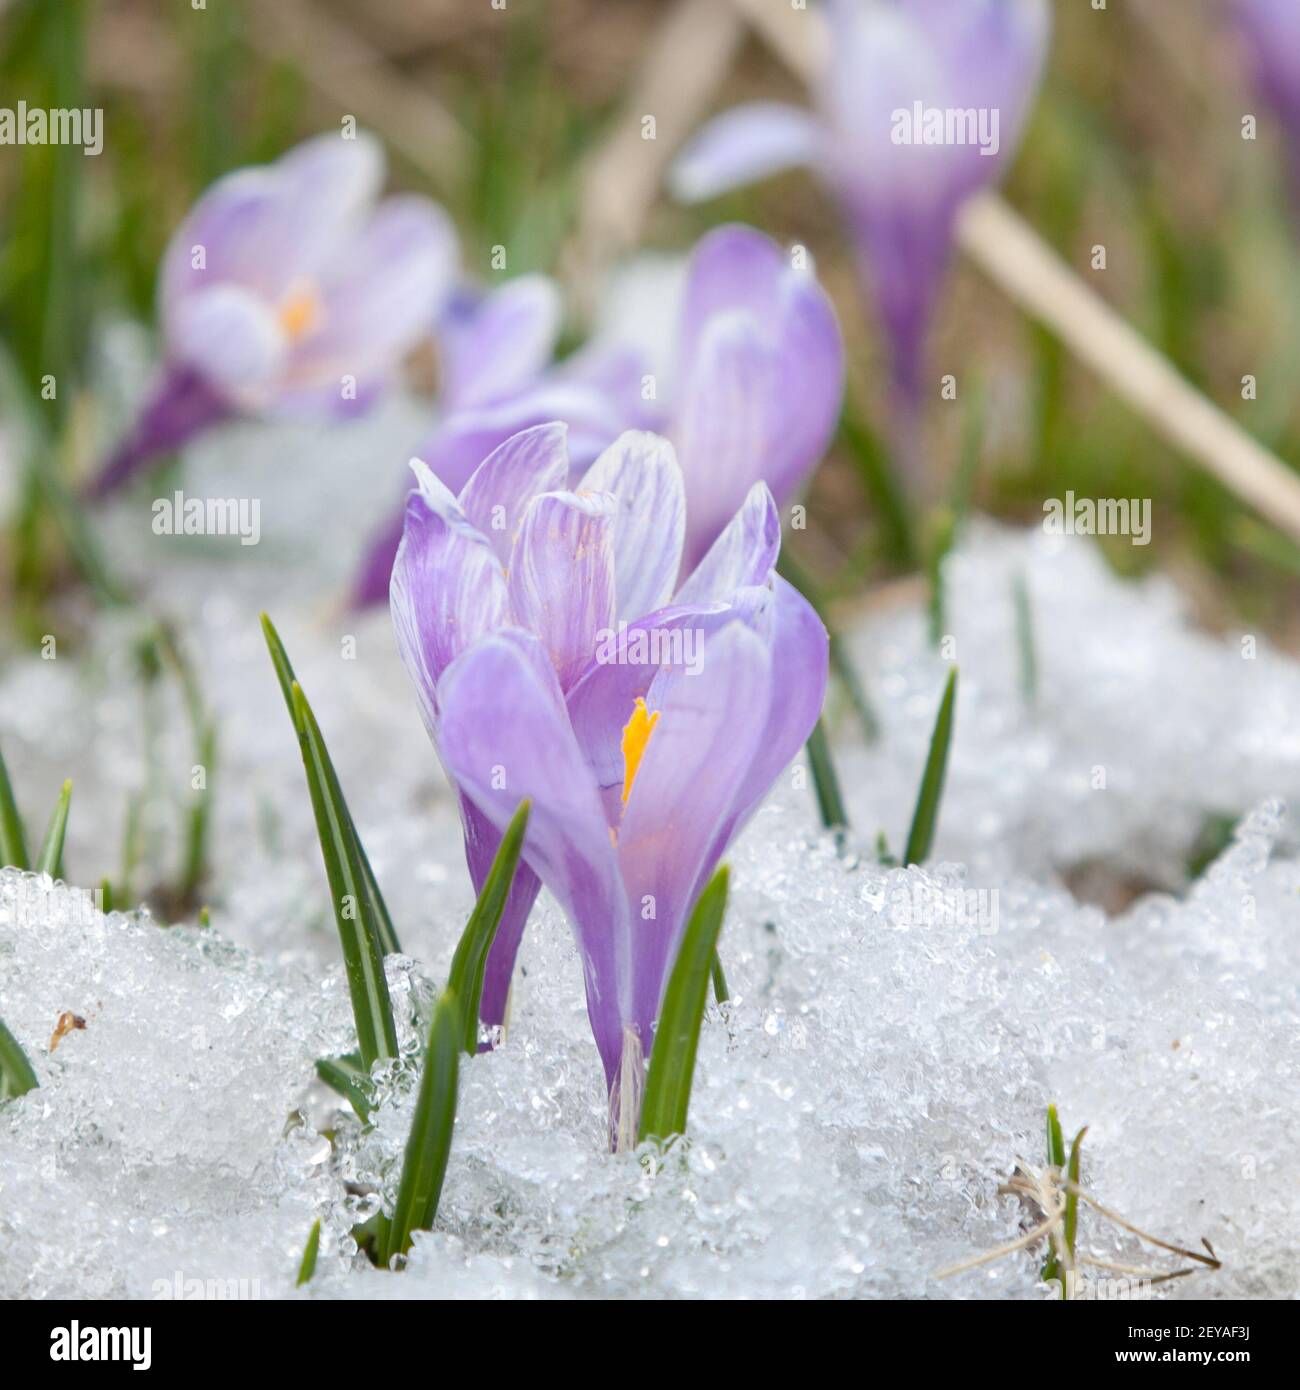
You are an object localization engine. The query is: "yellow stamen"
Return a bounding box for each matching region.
[277,282,321,341]
[620,697,660,805]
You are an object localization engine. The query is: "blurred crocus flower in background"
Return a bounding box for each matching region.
[350,274,645,606]
[640,224,843,572]
[1237,0,1300,209]
[88,132,457,498]
[389,423,827,1135]
[354,221,842,602]
[672,0,1049,422]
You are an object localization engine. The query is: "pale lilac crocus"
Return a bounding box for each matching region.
[88,132,457,498]
[672,0,1050,416]
[350,274,645,606]
[354,222,843,603]
[1237,0,1300,211]
[640,223,844,572]
[388,423,827,1130]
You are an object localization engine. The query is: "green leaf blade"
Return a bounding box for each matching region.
[447,799,530,1055]
[382,988,461,1266]
[291,683,398,1072]
[1064,1125,1087,1259]
[806,718,848,834]
[296,1219,321,1287]
[35,779,72,879]
[903,670,958,866]
[1042,1102,1066,1285]
[0,741,30,870]
[261,613,400,956]
[638,866,730,1147]
[316,1052,374,1123]
[1013,572,1038,708]
[0,1016,39,1100]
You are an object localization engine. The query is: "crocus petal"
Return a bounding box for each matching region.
[507,491,618,692]
[388,460,509,728]
[671,101,824,203]
[616,620,772,1045]
[169,284,287,404]
[415,382,625,497]
[439,276,563,410]
[283,195,458,391]
[694,577,828,891]
[437,630,629,1080]
[677,224,790,374]
[674,312,773,571]
[672,226,843,560]
[761,266,844,504]
[566,601,726,800]
[1239,0,1300,205]
[675,481,781,606]
[578,431,686,622]
[457,422,571,566]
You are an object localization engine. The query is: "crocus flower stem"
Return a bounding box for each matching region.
[87,366,231,499]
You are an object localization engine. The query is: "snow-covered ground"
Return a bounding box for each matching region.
[1,404,1298,1299]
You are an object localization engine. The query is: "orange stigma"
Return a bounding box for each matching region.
[620,697,659,805]
[277,282,321,341]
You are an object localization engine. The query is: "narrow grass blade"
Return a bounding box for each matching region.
[178,717,216,905]
[1187,812,1238,879]
[840,406,916,569]
[1013,572,1038,708]
[0,741,29,870]
[806,718,848,834]
[447,800,530,1054]
[639,866,729,1146]
[296,1219,321,1287]
[291,683,398,1071]
[925,506,957,648]
[778,549,880,744]
[1042,1102,1066,1285]
[1064,1126,1087,1259]
[99,878,113,915]
[0,1016,39,1100]
[35,779,71,879]
[903,671,957,867]
[316,1053,374,1122]
[709,951,729,1004]
[381,988,461,1265]
[1046,1103,1066,1170]
[260,614,400,955]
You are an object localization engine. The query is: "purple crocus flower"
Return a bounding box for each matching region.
[354,222,843,603]
[88,132,457,498]
[1238,0,1300,210]
[672,0,1049,415]
[388,423,827,1135]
